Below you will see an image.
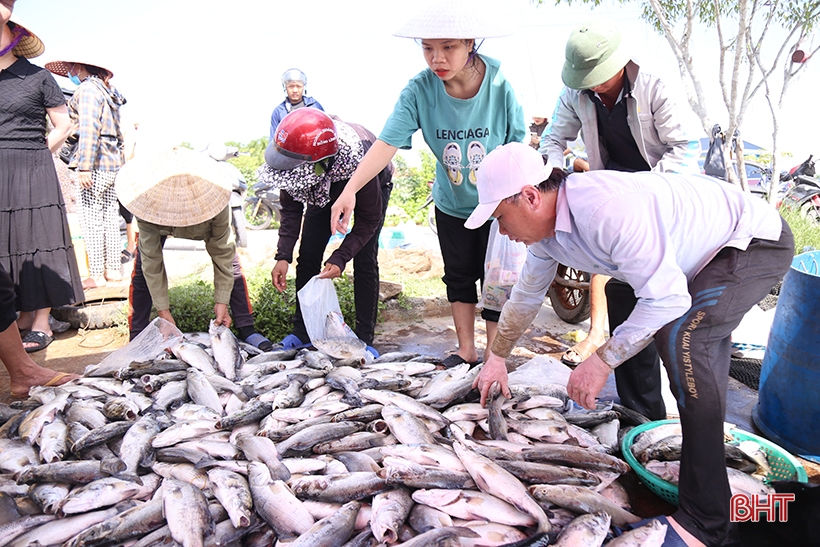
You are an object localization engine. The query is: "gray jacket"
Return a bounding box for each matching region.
[540,60,699,173]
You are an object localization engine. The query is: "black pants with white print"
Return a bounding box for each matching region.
[654,218,793,546]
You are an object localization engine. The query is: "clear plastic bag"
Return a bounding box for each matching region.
[86,317,183,377]
[298,276,365,359]
[479,219,528,312]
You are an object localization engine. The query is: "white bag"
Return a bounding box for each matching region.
[297,276,365,359]
[479,219,528,312]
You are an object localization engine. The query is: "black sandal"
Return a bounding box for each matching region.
[22,330,53,353]
[121,249,135,264]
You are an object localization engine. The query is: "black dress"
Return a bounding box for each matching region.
[0,57,83,311]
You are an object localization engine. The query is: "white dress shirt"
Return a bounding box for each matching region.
[495,170,784,366]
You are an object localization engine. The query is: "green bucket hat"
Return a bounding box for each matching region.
[561,21,631,90]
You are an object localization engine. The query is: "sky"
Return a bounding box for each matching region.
[13,0,819,165]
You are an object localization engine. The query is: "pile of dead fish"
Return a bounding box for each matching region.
[0,321,770,547]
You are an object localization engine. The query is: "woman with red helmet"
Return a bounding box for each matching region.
[259,108,392,356]
[329,0,526,367]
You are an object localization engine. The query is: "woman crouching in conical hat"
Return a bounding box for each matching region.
[330,0,527,368]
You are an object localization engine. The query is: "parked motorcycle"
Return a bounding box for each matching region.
[781,155,820,225]
[243,179,282,231]
[207,143,248,247]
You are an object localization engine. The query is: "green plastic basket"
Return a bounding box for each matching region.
[621,419,809,506]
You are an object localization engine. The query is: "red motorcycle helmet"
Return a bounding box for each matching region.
[265,109,339,170]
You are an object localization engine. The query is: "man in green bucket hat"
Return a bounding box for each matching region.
[541,20,700,425]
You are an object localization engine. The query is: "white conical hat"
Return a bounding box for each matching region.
[115,148,232,227]
[394,0,514,39]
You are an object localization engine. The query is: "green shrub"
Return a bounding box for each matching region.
[389,150,436,225]
[158,268,359,341]
[779,205,820,255]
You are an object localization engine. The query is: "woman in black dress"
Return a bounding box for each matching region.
[1,6,83,353]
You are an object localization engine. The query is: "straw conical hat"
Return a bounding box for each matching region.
[7,20,45,59]
[45,57,114,79]
[115,148,232,227]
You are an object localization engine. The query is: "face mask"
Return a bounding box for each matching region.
[68,74,82,85]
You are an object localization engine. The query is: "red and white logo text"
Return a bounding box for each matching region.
[730,493,795,522]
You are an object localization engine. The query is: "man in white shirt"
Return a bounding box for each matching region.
[467,142,793,547]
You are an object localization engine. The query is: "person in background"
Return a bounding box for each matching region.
[528,108,549,150]
[117,148,272,351]
[46,56,126,289]
[260,109,392,356]
[119,120,140,264]
[330,0,527,368]
[269,68,324,142]
[470,142,793,547]
[539,20,699,420]
[1,6,83,354]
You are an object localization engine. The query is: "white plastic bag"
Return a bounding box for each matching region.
[479,219,528,312]
[297,276,365,359]
[86,317,183,377]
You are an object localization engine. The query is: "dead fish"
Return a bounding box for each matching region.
[209,320,242,381]
[59,477,144,515]
[28,483,70,515]
[289,472,390,503]
[276,421,365,456]
[528,484,639,527]
[379,456,475,490]
[412,488,536,528]
[70,421,134,455]
[171,343,218,376]
[248,461,315,539]
[162,478,214,547]
[207,468,254,528]
[497,460,601,487]
[453,441,551,533]
[15,460,115,485]
[103,397,141,421]
[605,518,667,547]
[522,444,630,474]
[288,500,361,547]
[187,369,224,416]
[36,417,68,463]
[381,405,436,445]
[553,511,611,547]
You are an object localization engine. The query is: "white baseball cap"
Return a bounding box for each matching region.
[465,142,553,230]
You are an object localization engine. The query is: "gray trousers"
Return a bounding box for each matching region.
[655,218,794,546]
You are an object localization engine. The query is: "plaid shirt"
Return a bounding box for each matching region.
[68,76,125,172]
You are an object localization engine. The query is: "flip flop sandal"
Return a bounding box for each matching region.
[10,371,75,399]
[272,334,313,351]
[21,330,53,353]
[561,338,601,366]
[441,354,482,368]
[245,332,273,352]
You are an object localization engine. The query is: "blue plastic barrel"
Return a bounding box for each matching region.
[753,250,820,463]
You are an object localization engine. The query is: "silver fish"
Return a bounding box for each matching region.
[162,478,214,547]
[209,320,242,380]
[248,461,315,538]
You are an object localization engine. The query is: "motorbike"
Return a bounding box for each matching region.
[781,155,820,225]
[207,143,248,247]
[243,179,282,231]
[420,180,437,234]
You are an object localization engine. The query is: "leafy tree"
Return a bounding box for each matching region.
[545,0,819,193]
[226,137,269,185]
[390,150,437,224]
